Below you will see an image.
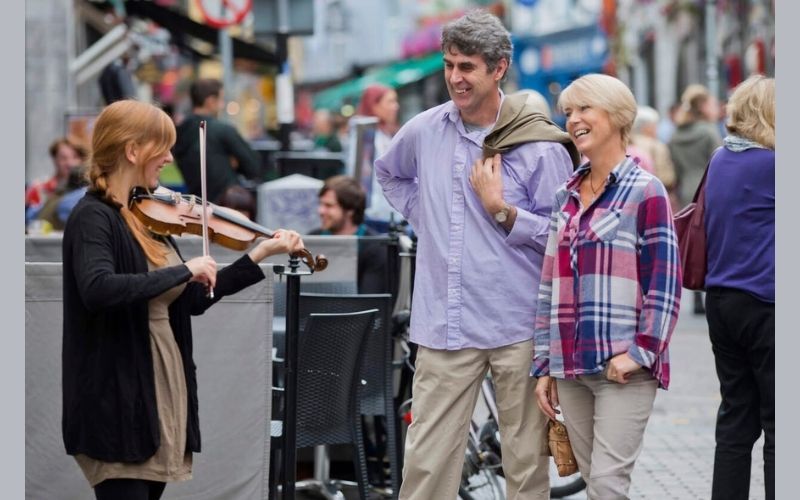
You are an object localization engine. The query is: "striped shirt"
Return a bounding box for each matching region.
[531,157,681,389]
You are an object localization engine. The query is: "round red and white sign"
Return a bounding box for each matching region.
[195,0,253,29]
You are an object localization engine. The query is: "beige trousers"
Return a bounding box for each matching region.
[398,340,550,500]
[556,368,658,500]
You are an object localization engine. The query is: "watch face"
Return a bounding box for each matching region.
[494,210,507,223]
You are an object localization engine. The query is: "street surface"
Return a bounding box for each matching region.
[560,294,767,499]
[298,291,768,499]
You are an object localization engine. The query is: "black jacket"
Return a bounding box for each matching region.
[308,225,389,294]
[173,114,262,203]
[62,191,265,462]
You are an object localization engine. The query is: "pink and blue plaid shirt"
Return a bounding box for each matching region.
[531,157,681,389]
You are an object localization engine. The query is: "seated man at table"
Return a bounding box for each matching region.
[309,175,388,294]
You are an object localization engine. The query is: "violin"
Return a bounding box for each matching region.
[129,187,328,273]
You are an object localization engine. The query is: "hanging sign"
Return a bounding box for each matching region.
[196,0,253,29]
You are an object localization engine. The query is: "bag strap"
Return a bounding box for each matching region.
[691,146,722,203]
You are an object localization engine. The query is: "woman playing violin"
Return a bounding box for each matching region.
[62,99,304,500]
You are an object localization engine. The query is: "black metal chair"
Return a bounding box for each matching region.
[272,281,358,360]
[269,309,377,500]
[298,293,400,499]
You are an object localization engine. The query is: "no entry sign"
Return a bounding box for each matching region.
[196,0,253,29]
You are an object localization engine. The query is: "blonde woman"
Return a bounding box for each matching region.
[532,74,681,499]
[61,100,304,500]
[669,83,722,314]
[703,75,774,500]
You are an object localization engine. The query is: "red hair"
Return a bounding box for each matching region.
[357,84,393,118]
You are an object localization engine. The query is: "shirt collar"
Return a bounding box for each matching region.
[442,89,506,130]
[566,155,640,191]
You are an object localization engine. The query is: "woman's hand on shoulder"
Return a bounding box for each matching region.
[185,255,217,289]
[248,229,305,263]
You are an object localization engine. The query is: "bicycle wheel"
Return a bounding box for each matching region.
[549,462,586,498]
[459,433,506,500]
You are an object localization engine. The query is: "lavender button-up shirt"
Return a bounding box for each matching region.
[375,97,573,350]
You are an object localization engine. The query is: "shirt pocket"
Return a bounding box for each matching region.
[585,208,621,242]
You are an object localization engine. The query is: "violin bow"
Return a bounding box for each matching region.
[199,120,214,299]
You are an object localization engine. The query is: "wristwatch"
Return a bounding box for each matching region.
[493,204,511,223]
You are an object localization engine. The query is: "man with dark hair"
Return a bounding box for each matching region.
[309,175,388,294]
[375,10,575,500]
[173,78,261,214]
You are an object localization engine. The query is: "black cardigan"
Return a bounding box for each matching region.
[61,191,265,462]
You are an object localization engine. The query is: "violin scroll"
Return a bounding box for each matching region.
[295,249,328,273]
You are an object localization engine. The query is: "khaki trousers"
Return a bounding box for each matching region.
[556,368,658,500]
[398,340,550,500]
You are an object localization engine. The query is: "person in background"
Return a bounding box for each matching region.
[657,102,680,144]
[309,175,388,294]
[62,99,304,500]
[98,50,137,105]
[703,74,774,500]
[669,84,722,206]
[26,137,87,213]
[33,165,89,232]
[631,105,679,212]
[311,108,343,153]
[668,83,722,314]
[514,88,552,117]
[533,73,681,500]
[375,10,575,499]
[173,78,261,215]
[357,84,400,156]
[355,84,402,225]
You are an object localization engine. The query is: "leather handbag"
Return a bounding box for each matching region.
[548,419,578,476]
[672,159,711,291]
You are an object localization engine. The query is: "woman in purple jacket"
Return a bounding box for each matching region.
[703,74,775,500]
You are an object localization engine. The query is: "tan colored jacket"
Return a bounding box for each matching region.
[483,93,581,168]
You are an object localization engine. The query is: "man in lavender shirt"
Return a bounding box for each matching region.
[375,10,573,500]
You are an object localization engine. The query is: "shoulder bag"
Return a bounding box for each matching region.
[672,159,711,291]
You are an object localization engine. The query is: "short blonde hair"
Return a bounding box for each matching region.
[725,75,774,149]
[558,73,637,147]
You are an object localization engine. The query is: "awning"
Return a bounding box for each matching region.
[313,52,443,111]
[122,0,280,66]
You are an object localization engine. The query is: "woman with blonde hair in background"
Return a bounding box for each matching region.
[703,74,774,500]
[669,83,722,314]
[61,99,304,500]
[533,74,681,499]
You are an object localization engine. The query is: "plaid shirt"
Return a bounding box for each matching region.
[531,157,681,389]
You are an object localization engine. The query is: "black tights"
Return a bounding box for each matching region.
[94,478,166,500]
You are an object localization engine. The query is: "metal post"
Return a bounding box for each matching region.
[276,0,293,151]
[274,255,310,499]
[705,0,720,98]
[386,221,400,299]
[218,3,234,117]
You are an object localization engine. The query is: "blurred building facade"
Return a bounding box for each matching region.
[26,0,775,184]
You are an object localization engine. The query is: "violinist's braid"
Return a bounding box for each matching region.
[90,167,167,267]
